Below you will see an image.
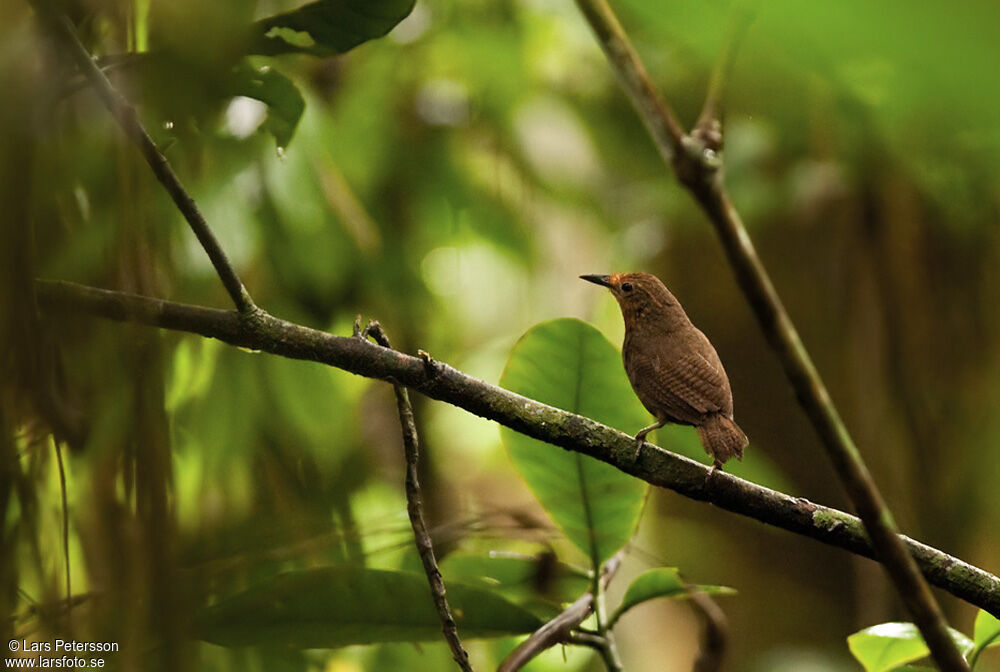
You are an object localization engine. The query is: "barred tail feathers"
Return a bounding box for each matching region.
[696,414,748,466]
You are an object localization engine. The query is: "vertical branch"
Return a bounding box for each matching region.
[572,1,970,670]
[359,320,474,672]
[592,555,624,672]
[32,6,256,314]
[596,636,625,672]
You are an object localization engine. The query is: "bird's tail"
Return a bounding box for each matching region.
[697,415,748,467]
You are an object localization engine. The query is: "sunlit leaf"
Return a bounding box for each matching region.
[228,62,304,148]
[499,318,649,569]
[974,610,1000,649]
[195,567,543,648]
[251,0,416,56]
[971,609,1000,668]
[847,622,974,672]
[609,567,736,626]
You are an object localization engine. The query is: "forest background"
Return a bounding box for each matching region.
[2,0,1000,670]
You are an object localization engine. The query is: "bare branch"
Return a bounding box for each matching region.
[32,6,256,314]
[499,592,593,672]
[499,553,623,672]
[34,279,1000,621]
[572,1,970,668]
[565,631,607,650]
[359,321,473,672]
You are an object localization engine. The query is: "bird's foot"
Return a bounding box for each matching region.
[703,460,723,489]
[631,420,667,463]
[632,438,646,462]
[632,427,654,462]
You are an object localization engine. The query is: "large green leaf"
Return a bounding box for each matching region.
[194,567,543,648]
[847,622,975,672]
[609,568,736,627]
[971,609,1000,668]
[250,0,416,56]
[499,318,649,569]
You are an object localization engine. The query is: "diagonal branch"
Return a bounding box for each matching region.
[32,6,256,314]
[572,1,969,669]
[358,320,474,672]
[35,280,1000,620]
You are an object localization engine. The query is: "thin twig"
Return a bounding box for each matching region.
[566,631,607,650]
[687,588,727,672]
[592,556,624,672]
[358,319,473,672]
[32,6,256,314]
[34,279,1000,620]
[594,553,624,672]
[499,553,624,672]
[572,1,969,669]
[499,592,593,672]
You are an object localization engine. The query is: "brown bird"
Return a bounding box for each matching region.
[581,272,748,468]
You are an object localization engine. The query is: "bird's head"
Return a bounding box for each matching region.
[580,272,685,326]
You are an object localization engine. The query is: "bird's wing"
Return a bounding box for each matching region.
[629,350,730,425]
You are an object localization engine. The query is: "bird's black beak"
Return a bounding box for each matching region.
[580,274,612,288]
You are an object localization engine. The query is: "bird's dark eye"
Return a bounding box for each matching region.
[621,282,633,292]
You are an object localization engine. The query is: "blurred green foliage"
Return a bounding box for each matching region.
[3,0,1000,670]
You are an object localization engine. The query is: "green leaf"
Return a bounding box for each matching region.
[498,318,649,569]
[974,610,1000,649]
[847,622,975,672]
[228,62,305,148]
[971,609,1000,668]
[194,567,543,648]
[609,568,736,626]
[250,0,416,56]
